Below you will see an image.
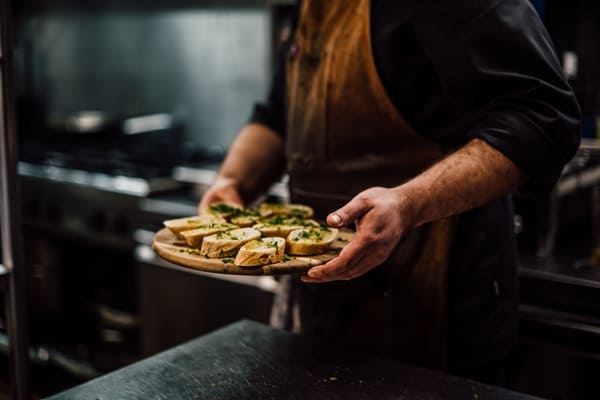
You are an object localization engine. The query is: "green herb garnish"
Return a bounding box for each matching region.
[209,203,240,214]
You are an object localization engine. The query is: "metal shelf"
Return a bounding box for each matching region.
[1,0,33,397]
[0,264,9,289]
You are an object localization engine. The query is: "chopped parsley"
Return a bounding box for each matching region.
[258,214,316,227]
[209,203,241,214]
[261,215,287,226]
[237,208,260,217]
[298,229,324,241]
[289,208,309,216]
[178,248,202,256]
[293,227,333,242]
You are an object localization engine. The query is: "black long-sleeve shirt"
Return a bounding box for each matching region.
[249,0,581,372]
[251,0,581,194]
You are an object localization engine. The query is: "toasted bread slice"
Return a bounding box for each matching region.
[234,237,286,267]
[259,203,314,218]
[164,215,227,237]
[179,223,238,248]
[253,216,320,238]
[200,228,261,258]
[203,202,244,220]
[287,227,339,256]
[229,208,264,227]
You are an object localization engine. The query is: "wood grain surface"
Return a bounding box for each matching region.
[152,228,354,276]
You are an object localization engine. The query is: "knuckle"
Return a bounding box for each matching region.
[347,269,365,280]
[339,206,354,220]
[345,271,358,280]
[355,192,371,205]
[340,274,354,281]
[340,262,353,274]
[361,232,379,245]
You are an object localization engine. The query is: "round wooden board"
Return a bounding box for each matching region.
[152,228,354,276]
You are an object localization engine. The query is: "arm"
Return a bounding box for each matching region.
[409,0,580,194]
[302,138,527,283]
[199,8,294,213]
[198,123,285,212]
[305,0,580,283]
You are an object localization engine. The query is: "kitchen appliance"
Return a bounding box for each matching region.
[511,139,600,399]
[6,1,291,397]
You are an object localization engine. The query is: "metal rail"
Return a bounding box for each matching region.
[0,0,32,397]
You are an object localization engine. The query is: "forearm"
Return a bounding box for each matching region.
[395,138,528,228]
[215,123,286,203]
[307,138,528,282]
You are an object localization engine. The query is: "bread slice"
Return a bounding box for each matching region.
[200,228,261,258]
[286,227,339,256]
[202,202,244,220]
[229,208,264,227]
[234,237,286,267]
[259,203,314,218]
[164,214,227,237]
[252,216,320,238]
[179,223,238,248]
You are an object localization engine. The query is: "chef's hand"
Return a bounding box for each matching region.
[301,186,415,283]
[198,177,244,215]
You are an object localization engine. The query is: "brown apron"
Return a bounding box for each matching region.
[271,0,455,370]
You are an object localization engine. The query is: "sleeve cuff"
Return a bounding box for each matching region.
[471,110,580,194]
[248,103,285,138]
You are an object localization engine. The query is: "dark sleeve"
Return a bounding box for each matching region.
[248,7,300,137]
[248,48,287,137]
[413,0,581,193]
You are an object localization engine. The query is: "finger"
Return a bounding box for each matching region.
[303,251,375,283]
[197,196,219,215]
[197,200,209,215]
[307,238,369,279]
[198,191,243,214]
[222,191,244,208]
[307,224,394,282]
[327,195,371,228]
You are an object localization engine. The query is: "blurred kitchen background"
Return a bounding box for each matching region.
[0,0,599,399]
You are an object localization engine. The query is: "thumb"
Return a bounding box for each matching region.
[327,196,371,227]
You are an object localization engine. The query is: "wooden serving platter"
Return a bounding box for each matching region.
[152,228,354,276]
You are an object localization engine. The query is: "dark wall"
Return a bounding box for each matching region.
[545,0,600,138]
[13,1,274,155]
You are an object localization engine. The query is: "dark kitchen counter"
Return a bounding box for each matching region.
[518,236,600,318]
[47,320,540,400]
[518,231,599,284]
[519,251,600,290]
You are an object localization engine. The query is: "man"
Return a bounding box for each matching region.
[199,0,580,385]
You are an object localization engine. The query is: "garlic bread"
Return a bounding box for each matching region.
[259,203,314,218]
[286,227,339,256]
[180,223,238,248]
[200,227,261,258]
[203,202,244,220]
[164,214,227,237]
[253,215,320,238]
[234,237,286,267]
